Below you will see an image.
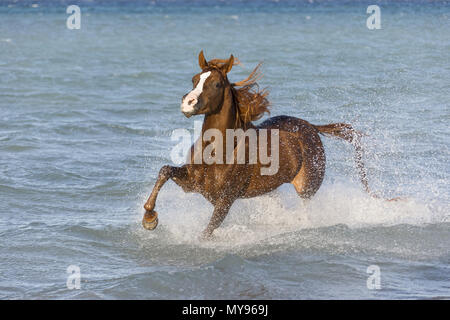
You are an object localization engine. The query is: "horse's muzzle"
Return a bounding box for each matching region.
[181,104,200,118]
[181,95,201,118]
[182,110,194,118]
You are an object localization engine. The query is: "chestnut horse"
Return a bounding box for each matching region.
[142,51,376,239]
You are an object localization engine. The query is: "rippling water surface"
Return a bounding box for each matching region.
[0,0,449,299]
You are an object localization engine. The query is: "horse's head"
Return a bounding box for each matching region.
[180,51,234,118]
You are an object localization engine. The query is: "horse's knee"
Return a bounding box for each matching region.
[159,165,172,179]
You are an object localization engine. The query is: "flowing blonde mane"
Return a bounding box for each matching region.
[207,59,270,126]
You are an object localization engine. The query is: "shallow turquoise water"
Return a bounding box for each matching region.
[0,0,449,299]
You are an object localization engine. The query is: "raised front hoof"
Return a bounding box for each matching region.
[142,210,159,230]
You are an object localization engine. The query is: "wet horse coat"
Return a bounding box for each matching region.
[143,51,375,238]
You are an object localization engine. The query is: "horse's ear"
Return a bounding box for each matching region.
[221,54,234,74]
[198,50,208,70]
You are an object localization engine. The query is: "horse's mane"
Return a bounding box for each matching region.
[208,58,270,126]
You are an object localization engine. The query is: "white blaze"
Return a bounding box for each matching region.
[181,71,211,113]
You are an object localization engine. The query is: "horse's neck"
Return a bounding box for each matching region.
[202,87,243,136]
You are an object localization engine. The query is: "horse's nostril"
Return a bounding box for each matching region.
[188,99,196,105]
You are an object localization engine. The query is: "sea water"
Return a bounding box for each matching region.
[0,0,449,299]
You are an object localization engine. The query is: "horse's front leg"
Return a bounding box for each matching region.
[201,198,235,239]
[142,165,187,230]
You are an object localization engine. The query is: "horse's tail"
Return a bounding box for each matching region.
[313,123,372,196]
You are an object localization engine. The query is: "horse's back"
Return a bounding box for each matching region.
[258,115,315,133]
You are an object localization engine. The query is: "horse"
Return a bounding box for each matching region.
[142,51,384,239]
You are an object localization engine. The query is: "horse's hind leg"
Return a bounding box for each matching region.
[142,165,187,230]
[291,137,326,199]
[291,166,324,199]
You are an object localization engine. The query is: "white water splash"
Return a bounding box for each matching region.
[135,179,446,247]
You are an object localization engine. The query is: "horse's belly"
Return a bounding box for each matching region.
[241,178,284,198]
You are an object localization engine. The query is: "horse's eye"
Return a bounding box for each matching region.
[215,82,221,88]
